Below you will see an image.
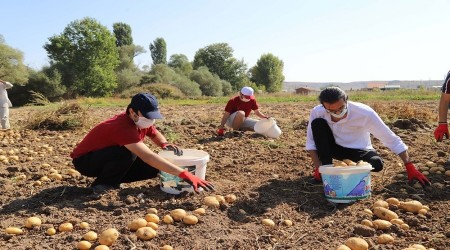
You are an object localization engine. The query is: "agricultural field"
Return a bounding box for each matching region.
[0,99,449,250]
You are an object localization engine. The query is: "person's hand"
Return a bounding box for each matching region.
[313,167,322,182]
[178,170,215,192]
[161,143,183,156]
[405,162,431,188]
[434,123,449,142]
[217,128,225,136]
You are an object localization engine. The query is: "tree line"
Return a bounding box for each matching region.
[0,17,285,105]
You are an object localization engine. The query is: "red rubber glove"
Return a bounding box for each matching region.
[405,162,431,188]
[217,128,225,136]
[434,123,449,142]
[161,143,183,156]
[313,167,322,182]
[178,170,215,192]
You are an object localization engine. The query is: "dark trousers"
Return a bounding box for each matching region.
[72,146,159,186]
[311,118,383,172]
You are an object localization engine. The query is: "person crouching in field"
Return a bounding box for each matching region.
[305,87,430,188]
[217,86,269,136]
[70,93,214,194]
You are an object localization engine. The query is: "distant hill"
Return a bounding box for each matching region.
[283,80,443,92]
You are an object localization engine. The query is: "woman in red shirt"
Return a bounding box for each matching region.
[217,87,269,135]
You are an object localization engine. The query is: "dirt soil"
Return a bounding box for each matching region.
[0,100,449,250]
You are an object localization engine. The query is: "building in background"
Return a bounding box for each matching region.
[295,86,321,95]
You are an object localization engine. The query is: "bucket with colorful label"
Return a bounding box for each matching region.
[158,149,209,195]
[319,164,373,203]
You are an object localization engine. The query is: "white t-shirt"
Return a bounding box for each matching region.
[305,101,407,154]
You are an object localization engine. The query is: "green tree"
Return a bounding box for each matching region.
[44,17,119,97]
[113,22,133,47]
[150,64,201,97]
[117,44,146,71]
[221,80,233,96]
[168,54,192,76]
[0,35,28,83]
[192,43,247,89]
[27,66,66,100]
[149,38,167,65]
[250,53,285,93]
[189,66,222,96]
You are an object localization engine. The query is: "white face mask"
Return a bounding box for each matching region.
[135,116,155,129]
[330,107,348,119]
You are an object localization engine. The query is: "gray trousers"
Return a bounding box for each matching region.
[0,107,10,129]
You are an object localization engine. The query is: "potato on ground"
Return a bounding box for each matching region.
[193,208,206,216]
[83,231,98,241]
[203,196,220,208]
[345,237,368,250]
[145,213,160,223]
[136,227,157,240]
[170,209,187,221]
[373,219,392,230]
[377,234,394,244]
[183,214,199,225]
[46,227,56,235]
[399,200,423,213]
[163,215,174,224]
[99,228,119,246]
[77,240,92,250]
[5,227,23,235]
[25,216,42,229]
[59,222,73,232]
[128,218,147,231]
[373,207,398,221]
[94,245,110,250]
[261,219,275,227]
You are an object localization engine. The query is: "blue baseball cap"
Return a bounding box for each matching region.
[130,93,163,119]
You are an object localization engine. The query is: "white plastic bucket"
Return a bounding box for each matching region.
[254,118,282,139]
[318,164,373,203]
[158,149,209,195]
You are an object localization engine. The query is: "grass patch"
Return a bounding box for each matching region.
[24,102,93,130]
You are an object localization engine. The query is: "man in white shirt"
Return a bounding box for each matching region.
[306,87,430,188]
[0,79,13,130]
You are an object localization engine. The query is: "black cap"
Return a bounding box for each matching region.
[130,93,163,119]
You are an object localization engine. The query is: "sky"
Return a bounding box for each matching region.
[1,0,450,83]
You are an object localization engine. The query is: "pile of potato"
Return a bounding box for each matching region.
[337,197,436,250]
[334,159,371,167]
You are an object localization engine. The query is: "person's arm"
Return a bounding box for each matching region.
[437,93,450,123]
[0,80,12,89]
[254,109,268,119]
[219,111,231,128]
[397,150,431,188]
[308,150,323,181]
[397,150,410,164]
[151,129,169,148]
[434,93,450,141]
[307,150,322,169]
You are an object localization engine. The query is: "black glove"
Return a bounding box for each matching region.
[161,143,183,156]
